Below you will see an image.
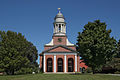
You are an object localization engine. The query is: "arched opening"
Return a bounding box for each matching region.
[59,24,61,32]
[47,58,53,72]
[68,58,74,72]
[56,24,58,26]
[80,67,82,72]
[57,58,63,72]
[82,67,85,73]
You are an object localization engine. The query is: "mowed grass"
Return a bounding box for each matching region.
[0,73,120,80]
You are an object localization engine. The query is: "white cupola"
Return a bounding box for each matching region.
[53,8,66,36]
[45,8,74,46]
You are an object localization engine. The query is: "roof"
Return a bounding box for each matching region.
[54,12,65,19]
[42,45,77,54]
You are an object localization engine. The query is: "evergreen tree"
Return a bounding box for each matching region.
[0,31,38,75]
[76,20,116,74]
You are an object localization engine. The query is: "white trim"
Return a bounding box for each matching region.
[75,54,77,72]
[44,53,77,55]
[54,55,56,73]
[66,39,74,46]
[61,23,62,33]
[55,18,65,22]
[54,33,66,36]
[64,54,67,73]
[44,54,46,72]
[45,39,53,46]
[65,26,66,33]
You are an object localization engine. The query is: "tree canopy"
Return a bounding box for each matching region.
[76,20,116,74]
[116,40,120,58]
[106,40,120,72]
[0,31,38,75]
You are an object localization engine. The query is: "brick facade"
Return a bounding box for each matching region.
[49,47,72,52]
[39,9,88,73]
[53,36,67,45]
[66,55,75,72]
[45,55,54,72]
[56,55,64,72]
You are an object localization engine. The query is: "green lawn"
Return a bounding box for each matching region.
[0,73,120,80]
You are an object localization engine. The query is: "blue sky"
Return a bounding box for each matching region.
[0,0,120,64]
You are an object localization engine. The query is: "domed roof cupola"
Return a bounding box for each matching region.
[53,8,66,35]
[54,10,65,19]
[45,8,75,46]
[54,8,65,23]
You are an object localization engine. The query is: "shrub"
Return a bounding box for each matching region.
[15,68,33,75]
[85,67,92,73]
[114,71,120,74]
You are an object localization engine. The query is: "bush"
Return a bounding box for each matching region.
[15,68,33,75]
[114,71,120,74]
[85,67,92,73]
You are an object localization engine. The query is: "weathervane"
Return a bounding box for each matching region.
[58,8,61,13]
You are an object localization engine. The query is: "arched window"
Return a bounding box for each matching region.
[68,58,74,72]
[47,58,53,72]
[82,67,85,73]
[80,67,82,72]
[57,58,63,72]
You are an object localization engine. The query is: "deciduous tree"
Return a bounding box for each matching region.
[0,31,38,75]
[76,20,116,74]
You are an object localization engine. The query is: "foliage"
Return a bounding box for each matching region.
[105,58,120,71]
[114,40,120,71]
[114,71,120,74]
[0,34,2,42]
[115,40,120,58]
[104,40,120,72]
[76,20,116,74]
[85,67,93,73]
[15,68,33,74]
[0,31,38,75]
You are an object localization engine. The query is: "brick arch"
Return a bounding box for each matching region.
[45,55,54,72]
[66,55,75,72]
[47,58,53,72]
[68,58,74,72]
[56,55,64,72]
[57,58,63,72]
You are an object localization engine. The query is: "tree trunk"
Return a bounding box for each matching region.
[12,69,14,75]
[9,69,14,75]
[92,67,95,74]
[93,70,95,74]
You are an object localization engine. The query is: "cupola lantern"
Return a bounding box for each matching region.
[53,8,66,36]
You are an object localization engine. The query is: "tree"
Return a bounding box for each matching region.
[115,40,120,58]
[107,40,120,71]
[76,20,116,74]
[0,31,38,75]
[114,40,120,71]
[0,34,2,42]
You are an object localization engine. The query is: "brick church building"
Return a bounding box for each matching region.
[40,8,87,73]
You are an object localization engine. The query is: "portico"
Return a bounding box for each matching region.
[43,53,77,73]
